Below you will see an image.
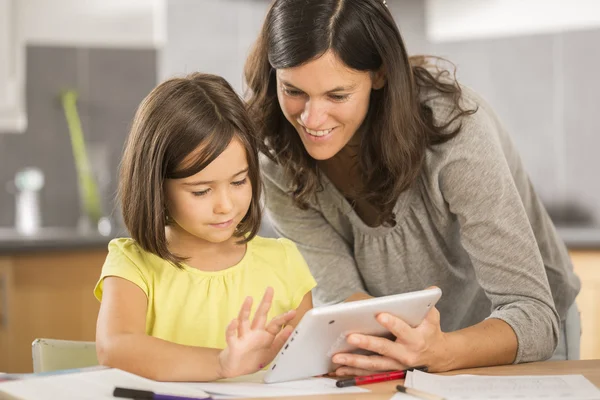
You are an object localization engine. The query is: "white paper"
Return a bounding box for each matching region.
[0,368,211,400]
[190,371,369,398]
[404,369,600,400]
[389,393,416,399]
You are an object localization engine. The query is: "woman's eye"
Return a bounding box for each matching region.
[232,178,248,186]
[283,88,303,97]
[329,94,349,102]
[192,189,210,197]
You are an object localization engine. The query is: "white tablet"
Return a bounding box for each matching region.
[263,287,442,383]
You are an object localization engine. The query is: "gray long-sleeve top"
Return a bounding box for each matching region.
[260,84,581,363]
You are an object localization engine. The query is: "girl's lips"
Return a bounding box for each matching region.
[210,219,234,228]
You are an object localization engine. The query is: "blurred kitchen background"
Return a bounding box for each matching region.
[0,0,598,373]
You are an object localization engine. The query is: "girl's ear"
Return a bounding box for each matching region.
[371,66,386,90]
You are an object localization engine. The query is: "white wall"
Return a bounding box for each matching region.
[1,0,165,133]
[0,0,26,132]
[427,0,600,42]
[17,0,165,48]
[162,0,270,93]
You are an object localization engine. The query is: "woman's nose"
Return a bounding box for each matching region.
[300,99,327,129]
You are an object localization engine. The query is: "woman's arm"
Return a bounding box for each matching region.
[334,106,559,374]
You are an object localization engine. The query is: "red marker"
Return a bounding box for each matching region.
[335,366,428,388]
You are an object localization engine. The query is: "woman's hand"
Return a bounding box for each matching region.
[332,306,453,376]
[218,287,296,379]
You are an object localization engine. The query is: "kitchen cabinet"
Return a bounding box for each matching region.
[570,250,600,360]
[0,247,597,373]
[0,249,106,373]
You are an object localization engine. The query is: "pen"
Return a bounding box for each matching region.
[335,366,428,388]
[396,384,445,400]
[113,387,213,400]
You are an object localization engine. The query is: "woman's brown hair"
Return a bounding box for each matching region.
[119,72,262,267]
[244,0,476,225]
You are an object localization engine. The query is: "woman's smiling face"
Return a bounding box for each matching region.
[276,50,384,160]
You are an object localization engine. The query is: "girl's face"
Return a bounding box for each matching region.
[276,50,384,160]
[165,137,253,245]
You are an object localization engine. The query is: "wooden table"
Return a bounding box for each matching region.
[249,360,600,400]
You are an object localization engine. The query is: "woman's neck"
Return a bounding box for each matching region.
[165,225,247,271]
[318,134,385,227]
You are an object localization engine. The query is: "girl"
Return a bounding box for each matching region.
[94,72,316,382]
[244,0,580,374]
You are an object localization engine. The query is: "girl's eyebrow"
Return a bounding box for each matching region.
[183,167,249,186]
[280,80,357,93]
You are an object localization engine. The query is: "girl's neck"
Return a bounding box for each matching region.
[165,225,247,272]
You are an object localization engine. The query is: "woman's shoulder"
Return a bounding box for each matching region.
[421,80,509,160]
[259,152,288,189]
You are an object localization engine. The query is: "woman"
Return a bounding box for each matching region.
[244,0,581,374]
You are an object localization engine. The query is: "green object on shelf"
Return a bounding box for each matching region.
[61,90,103,225]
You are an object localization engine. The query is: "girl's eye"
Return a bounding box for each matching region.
[282,87,304,97]
[192,189,210,197]
[328,94,349,102]
[232,178,248,187]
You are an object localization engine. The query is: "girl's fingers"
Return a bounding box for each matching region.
[225,319,238,346]
[251,287,274,330]
[237,296,253,336]
[265,310,296,335]
[272,324,294,351]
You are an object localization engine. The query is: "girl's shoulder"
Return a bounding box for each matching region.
[107,237,144,259]
[105,237,166,272]
[249,235,299,259]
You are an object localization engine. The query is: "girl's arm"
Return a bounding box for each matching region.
[96,277,224,381]
[288,292,313,327]
[96,277,295,381]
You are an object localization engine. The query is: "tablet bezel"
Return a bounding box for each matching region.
[263,287,442,383]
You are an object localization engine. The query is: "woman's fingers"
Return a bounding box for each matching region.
[345,333,408,361]
[251,287,274,330]
[376,313,418,344]
[334,366,382,377]
[332,353,406,373]
[237,296,253,336]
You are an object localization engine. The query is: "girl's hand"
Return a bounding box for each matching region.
[332,306,453,376]
[218,287,296,379]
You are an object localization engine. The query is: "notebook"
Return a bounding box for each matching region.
[0,368,368,399]
[0,368,211,400]
[399,369,600,400]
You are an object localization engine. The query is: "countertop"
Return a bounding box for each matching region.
[0,227,116,254]
[0,225,599,255]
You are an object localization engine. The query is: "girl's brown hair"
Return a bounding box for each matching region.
[245,0,476,225]
[119,72,262,267]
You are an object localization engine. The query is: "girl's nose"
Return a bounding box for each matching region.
[214,189,233,214]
